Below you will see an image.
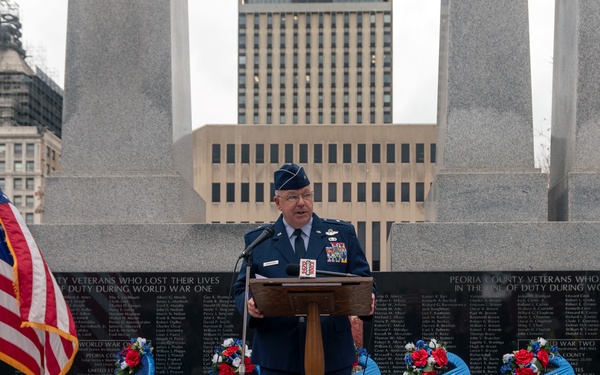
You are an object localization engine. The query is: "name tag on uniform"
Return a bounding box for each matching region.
[263,260,279,267]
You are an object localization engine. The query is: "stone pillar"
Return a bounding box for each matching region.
[549,0,600,221]
[43,0,205,224]
[426,0,547,222]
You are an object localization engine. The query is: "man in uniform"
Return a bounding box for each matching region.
[234,163,375,375]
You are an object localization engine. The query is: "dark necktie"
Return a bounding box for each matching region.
[294,228,306,259]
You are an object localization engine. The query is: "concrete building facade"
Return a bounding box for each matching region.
[237,0,393,125]
[0,0,63,223]
[193,123,436,271]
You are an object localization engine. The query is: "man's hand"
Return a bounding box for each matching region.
[369,293,375,315]
[247,297,264,318]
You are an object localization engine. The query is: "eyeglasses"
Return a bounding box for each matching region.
[278,192,314,203]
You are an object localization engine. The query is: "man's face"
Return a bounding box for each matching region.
[274,185,314,229]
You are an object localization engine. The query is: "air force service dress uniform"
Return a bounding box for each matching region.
[234,213,373,374]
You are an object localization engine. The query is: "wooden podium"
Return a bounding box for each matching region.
[249,277,373,375]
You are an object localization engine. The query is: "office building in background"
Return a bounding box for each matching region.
[0,0,62,223]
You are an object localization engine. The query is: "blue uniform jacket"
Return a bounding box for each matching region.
[234,214,374,373]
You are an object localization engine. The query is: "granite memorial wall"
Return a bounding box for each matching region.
[1,271,598,375]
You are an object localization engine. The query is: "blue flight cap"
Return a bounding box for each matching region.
[274,163,310,191]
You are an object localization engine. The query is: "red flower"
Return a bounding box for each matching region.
[224,345,239,357]
[515,367,536,375]
[124,349,141,367]
[411,349,429,367]
[244,357,255,373]
[514,349,534,365]
[431,348,448,367]
[422,371,436,375]
[219,363,235,375]
[536,349,549,368]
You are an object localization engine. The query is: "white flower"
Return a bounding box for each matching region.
[503,354,514,363]
[244,347,252,357]
[427,356,436,365]
[538,338,547,346]
[428,339,438,349]
[405,342,415,351]
[136,337,146,346]
[223,338,235,347]
[212,354,222,364]
[232,357,242,368]
[529,363,539,372]
[120,361,129,370]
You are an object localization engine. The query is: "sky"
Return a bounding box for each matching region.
[14,0,554,164]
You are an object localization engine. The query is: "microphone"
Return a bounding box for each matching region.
[285,263,358,277]
[238,226,275,259]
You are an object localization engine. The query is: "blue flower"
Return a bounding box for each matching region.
[500,363,513,374]
[415,340,425,349]
[404,353,414,366]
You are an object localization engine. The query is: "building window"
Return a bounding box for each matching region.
[371,221,380,271]
[431,144,437,163]
[26,161,34,172]
[313,182,322,202]
[401,143,410,163]
[314,144,322,163]
[26,143,34,156]
[256,144,264,164]
[227,144,235,163]
[372,182,380,202]
[14,161,22,171]
[328,144,337,163]
[357,221,366,251]
[13,195,22,206]
[343,183,351,202]
[26,195,34,207]
[212,183,220,203]
[212,144,221,163]
[343,144,351,163]
[241,144,250,164]
[14,178,22,189]
[285,144,294,163]
[357,144,366,163]
[328,183,337,202]
[299,144,308,164]
[14,144,22,155]
[372,144,380,163]
[357,183,366,202]
[226,183,235,202]
[270,144,279,163]
[0,161,5,171]
[401,183,410,202]
[241,183,249,202]
[386,144,395,163]
[256,183,264,203]
[0,144,5,155]
[386,182,395,202]
[0,178,4,190]
[416,144,425,163]
[416,182,425,202]
[25,213,34,225]
[26,178,34,190]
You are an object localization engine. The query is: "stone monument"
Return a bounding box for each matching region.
[31,0,253,272]
[391,0,600,271]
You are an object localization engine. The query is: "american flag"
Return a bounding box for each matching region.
[0,190,78,375]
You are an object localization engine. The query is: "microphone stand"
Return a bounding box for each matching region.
[238,252,253,374]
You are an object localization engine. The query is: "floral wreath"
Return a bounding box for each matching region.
[210,338,258,375]
[403,339,449,375]
[352,345,369,374]
[114,337,153,375]
[500,337,559,375]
